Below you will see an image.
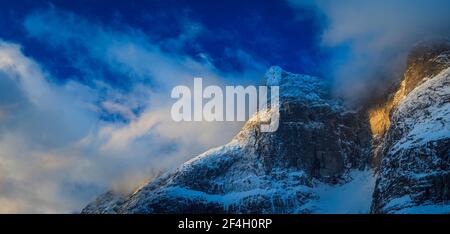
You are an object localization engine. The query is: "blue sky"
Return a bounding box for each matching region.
[0,0,449,213]
[0,0,328,86]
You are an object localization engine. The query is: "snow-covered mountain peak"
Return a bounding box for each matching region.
[82,42,450,214]
[82,66,373,214]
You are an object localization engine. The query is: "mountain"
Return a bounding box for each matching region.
[82,66,375,214]
[82,42,450,214]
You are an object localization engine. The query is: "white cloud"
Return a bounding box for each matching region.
[101,101,137,121]
[0,7,263,213]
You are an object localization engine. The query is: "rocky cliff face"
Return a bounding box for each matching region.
[371,42,450,213]
[82,42,450,214]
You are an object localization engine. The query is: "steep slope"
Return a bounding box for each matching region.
[82,66,374,214]
[371,44,450,213]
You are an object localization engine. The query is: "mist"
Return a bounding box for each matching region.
[290,0,450,105]
[0,8,258,213]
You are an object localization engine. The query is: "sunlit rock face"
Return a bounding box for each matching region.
[82,67,374,214]
[368,41,450,167]
[369,41,450,137]
[369,41,450,135]
[371,41,450,213]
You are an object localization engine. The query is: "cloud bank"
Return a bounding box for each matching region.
[290,0,450,105]
[0,8,261,213]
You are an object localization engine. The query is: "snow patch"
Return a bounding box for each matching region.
[302,170,376,214]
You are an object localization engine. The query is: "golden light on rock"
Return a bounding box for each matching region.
[368,79,407,137]
[368,105,391,137]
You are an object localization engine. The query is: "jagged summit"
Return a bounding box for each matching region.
[263,66,339,109]
[83,66,373,214]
